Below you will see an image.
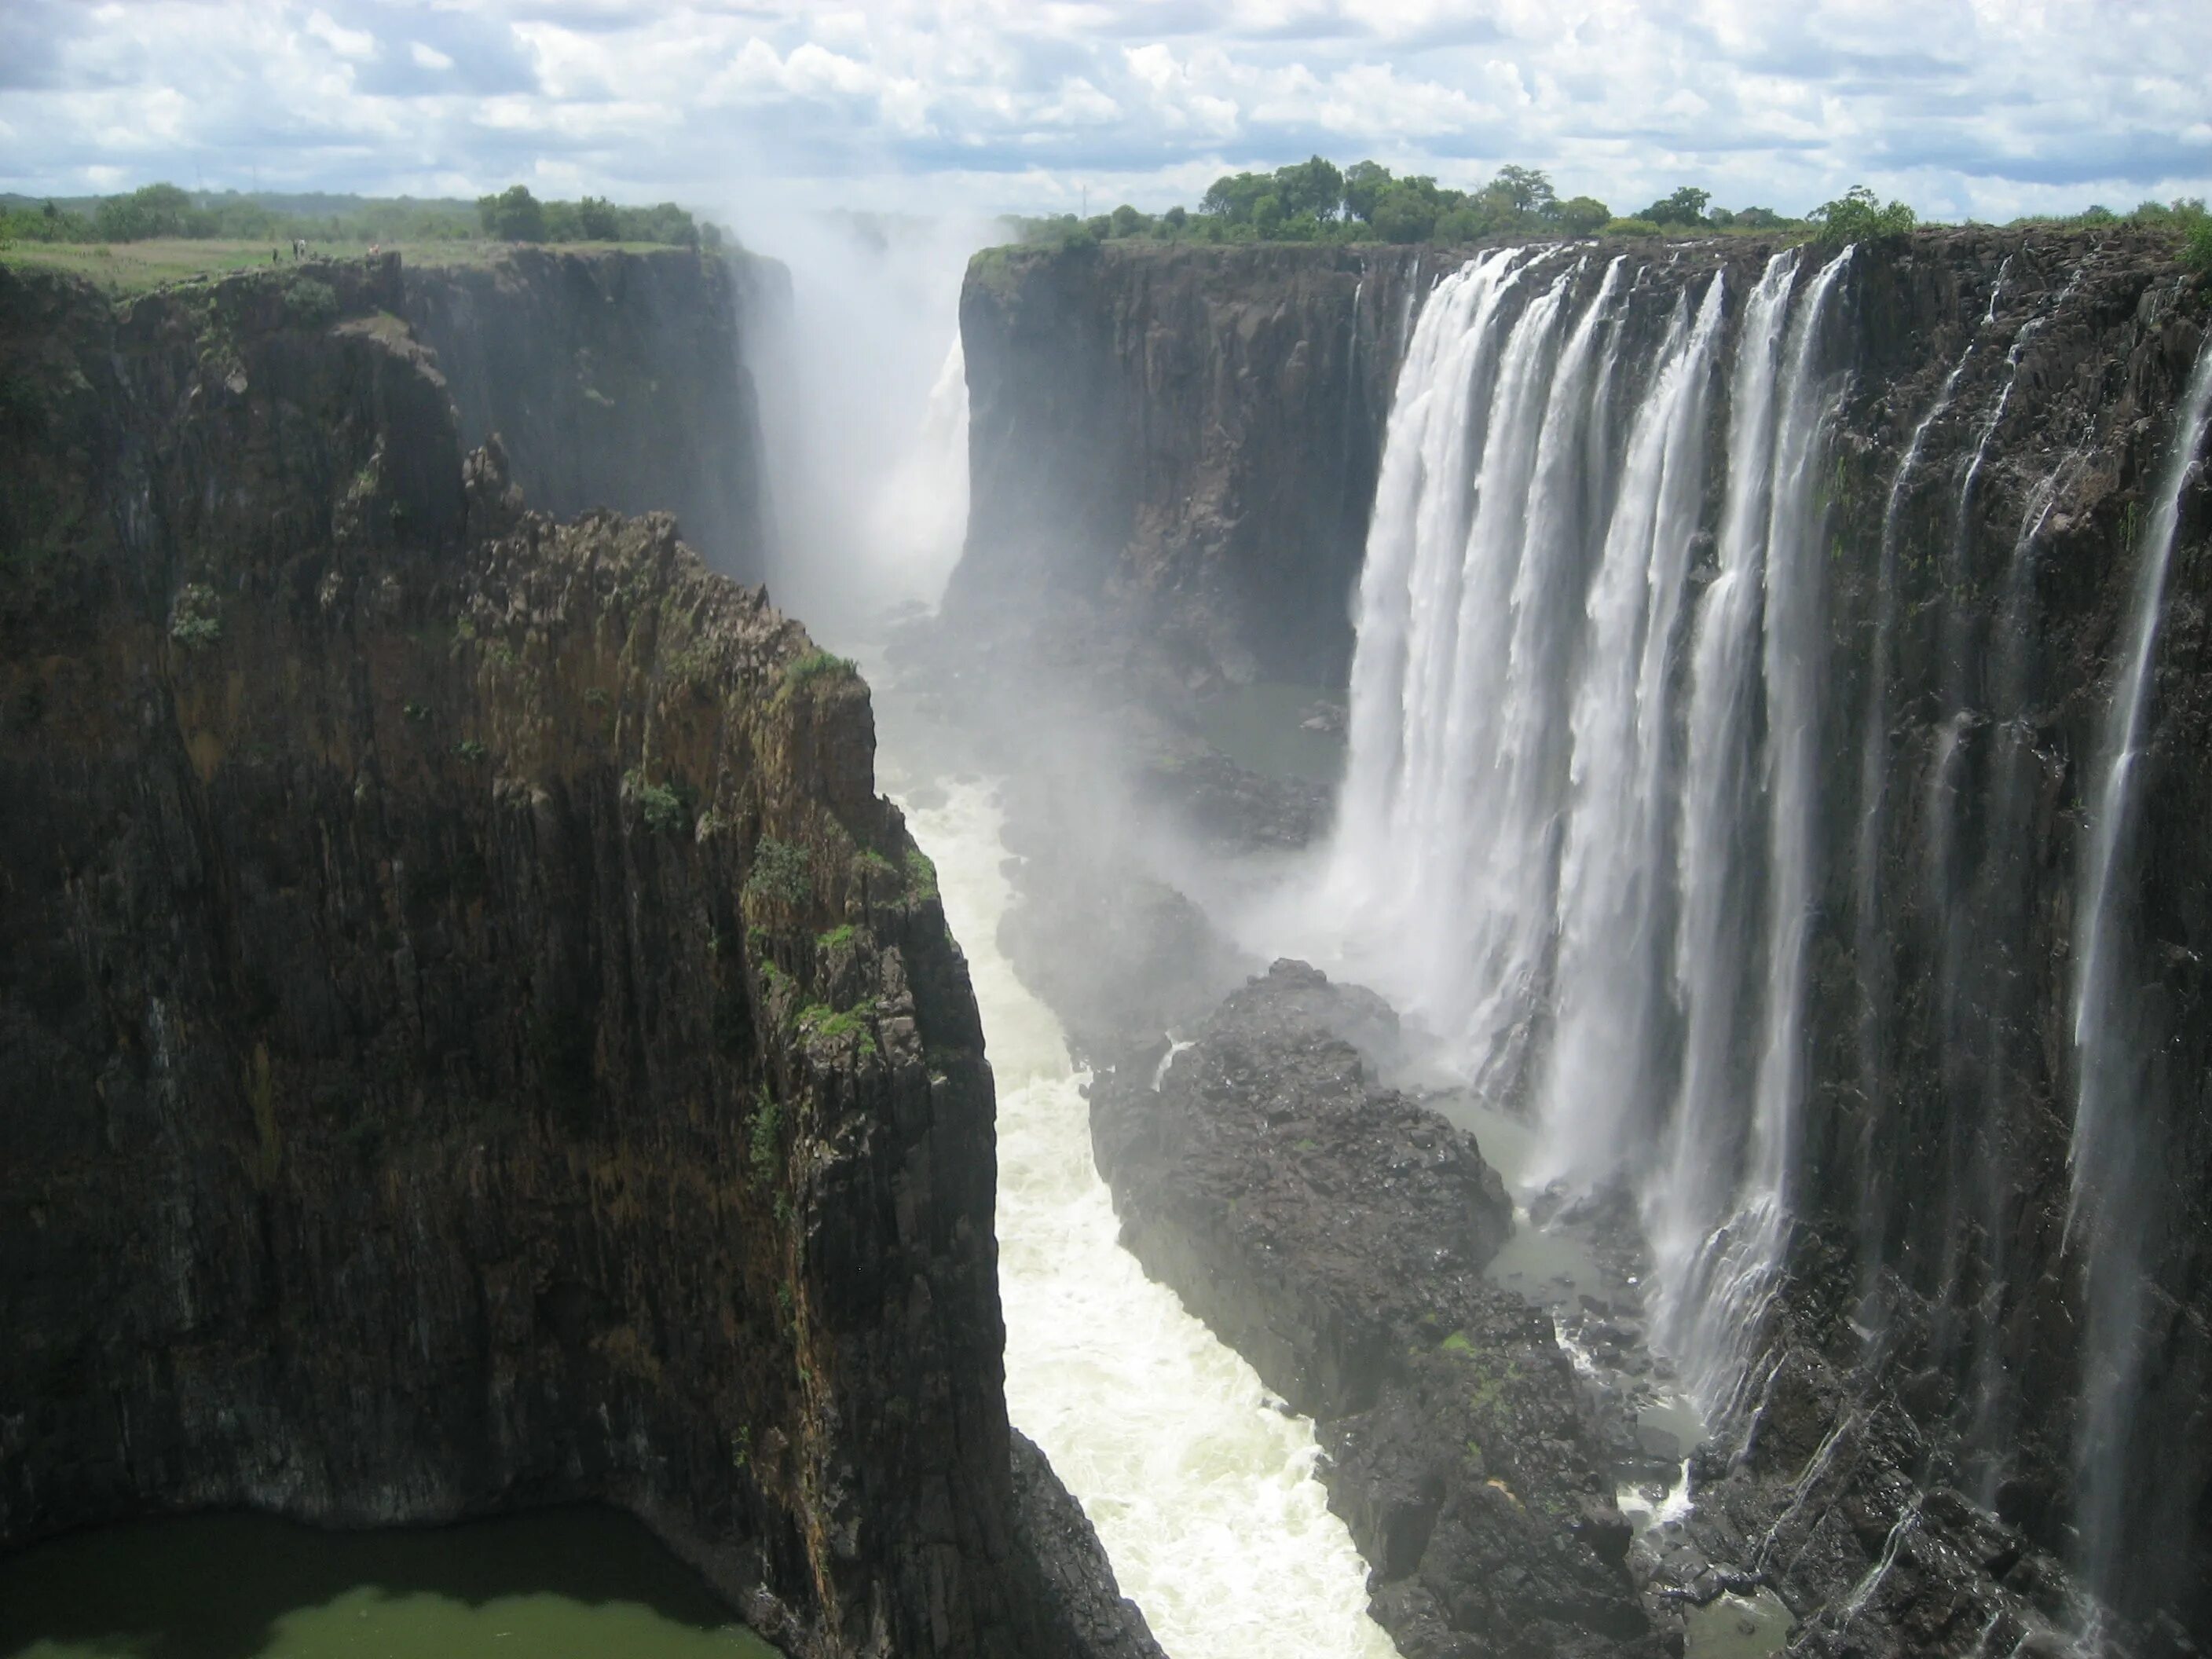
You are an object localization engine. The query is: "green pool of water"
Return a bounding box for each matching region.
[0,1507,778,1659]
[1684,1588,1794,1657]
[1193,683,1344,786]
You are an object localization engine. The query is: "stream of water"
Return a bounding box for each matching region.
[881,744,1397,1659]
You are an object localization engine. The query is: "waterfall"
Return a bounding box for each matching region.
[1654,248,1854,1415]
[1319,244,1853,1421]
[1533,273,1725,1186]
[2064,329,2212,1596]
[867,331,971,609]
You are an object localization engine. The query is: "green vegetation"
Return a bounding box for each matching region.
[903,848,939,901]
[1003,157,1807,250]
[995,159,2209,265]
[746,1091,781,1184]
[797,999,879,1056]
[817,923,859,951]
[167,583,221,650]
[1,181,721,251]
[1811,185,1917,245]
[745,837,813,907]
[281,273,338,324]
[624,768,690,835]
[452,738,489,764]
[776,649,858,701]
[474,183,720,249]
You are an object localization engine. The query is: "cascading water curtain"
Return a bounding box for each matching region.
[2064,332,2212,1606]
[1323,244,1853,1423]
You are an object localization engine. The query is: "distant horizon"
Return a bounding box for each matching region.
[2,2,2207,231]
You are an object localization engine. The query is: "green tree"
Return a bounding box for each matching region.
[478,184,547,242]
[1109,202,1146,237]
[94,182,194,241]
[1273,155,1346,220]
[1811,185,1915,244]
[1342,160,1393,223]
[1555,195,1611,235]
[1490,164,1555,217]
[1199,171,1273,223]
[576,195,620,240]
[1639,185,1711,227]
[1370,177,1446,244]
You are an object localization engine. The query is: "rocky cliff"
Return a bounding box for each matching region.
[404,247,777,583]
[952,241,1427,690]
[953,228,2212,1651]
[0,253,1155,1659]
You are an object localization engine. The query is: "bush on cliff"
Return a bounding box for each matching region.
[1811,185,1917,245]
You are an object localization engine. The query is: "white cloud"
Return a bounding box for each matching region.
[0,0,2204,221]
[304,8,376,62]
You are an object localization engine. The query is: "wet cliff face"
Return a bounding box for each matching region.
[0,254,1143,1659]
[956,228,2212,1649]
[1793,229,2212,1650]
[404,247,778,584]
[953,242,1426,690]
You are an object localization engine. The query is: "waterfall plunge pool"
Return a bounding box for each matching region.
[0,1507,777,1659]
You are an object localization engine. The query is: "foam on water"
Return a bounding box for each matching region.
[893,773,1398,1659]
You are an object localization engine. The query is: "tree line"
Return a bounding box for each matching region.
[0,182,720,250]
[1015,156,2212,261]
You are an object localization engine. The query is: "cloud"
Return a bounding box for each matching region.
[0,0,2203,223]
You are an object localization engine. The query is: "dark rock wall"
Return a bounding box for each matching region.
[404,247,778,583]
[952,241,1431,689]
[958,228,2212,1646]
[0,255,1149,1659]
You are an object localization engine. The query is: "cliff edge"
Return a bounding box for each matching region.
[0,253,1155,1659]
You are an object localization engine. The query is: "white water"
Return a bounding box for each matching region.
[866,332,971,608]
[2068,332,2212,1226]
[894,773,1397,1659]
[1312,245,1855,1422]
[2063,330,2212,1591]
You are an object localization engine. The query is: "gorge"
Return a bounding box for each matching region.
[4,208,2210,1659]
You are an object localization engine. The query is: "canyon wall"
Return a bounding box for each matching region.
[404,247,778,584]
[955,229,2212,1649]
[0,253,1152,1659]
[952,242,1427,690]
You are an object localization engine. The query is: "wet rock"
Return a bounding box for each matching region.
[1092,961,1654,1655]
[0,256,1140,1659]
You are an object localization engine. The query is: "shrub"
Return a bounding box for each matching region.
[1555,196,1612,236]
[283,276,339,325]
[637,780,687,833]
[745,837,812,906]
[168,584,222,650]
[778,649,856,701]
[903,848,939,901]
[2183,218,2212,275]
[747,1092,780,1183]
[1812,185,1916,246]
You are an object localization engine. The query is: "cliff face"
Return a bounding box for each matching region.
[953,242,1430,688]
[404,247,777,583]
[955,229,2212,1648]
[0,254,1148,1659]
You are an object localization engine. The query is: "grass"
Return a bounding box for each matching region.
[797,1000,879,1055]
[0,237,695,298]
[775,649,858,705]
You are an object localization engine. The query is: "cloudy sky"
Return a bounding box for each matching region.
[2,0,2207,224]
